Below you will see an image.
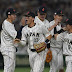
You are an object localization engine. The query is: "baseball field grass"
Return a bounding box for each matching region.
[0,67,66,72]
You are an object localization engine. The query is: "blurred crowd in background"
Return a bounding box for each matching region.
[0,0,72,31]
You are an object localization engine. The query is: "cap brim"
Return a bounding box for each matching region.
[54,13,64,16]
[24,14,31,17]
[58,14,64,16]
[39,12,46,14]
[11,12,19,15]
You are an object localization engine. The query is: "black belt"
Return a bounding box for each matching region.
[30,49,36,52]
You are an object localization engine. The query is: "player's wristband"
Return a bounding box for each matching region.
[45,39,50,44]
[16,26,24,39]
[46,43,50,49]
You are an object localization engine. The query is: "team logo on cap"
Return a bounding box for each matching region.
[8,12,10,14]
[27,11,29,14]
[66,19,69,22]
[42,8,44,11]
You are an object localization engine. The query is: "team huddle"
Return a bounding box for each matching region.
[0,6,72,72]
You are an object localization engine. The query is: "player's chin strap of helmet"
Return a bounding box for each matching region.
[45,39,50,49]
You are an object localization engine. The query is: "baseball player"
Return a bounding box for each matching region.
[56,18,72,72]
[34,6,49,29]
[34,6,50,65]
[0,8,24,72]
[15,11,52,72]
[48,9,64,72]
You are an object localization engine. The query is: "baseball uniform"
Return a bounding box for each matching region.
[1,19,17,72]
[56,31,72,72]
[20,23,50,72]
[49,20,63,72]
[34,16,50,52]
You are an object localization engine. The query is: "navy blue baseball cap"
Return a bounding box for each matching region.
[54,9,64,16]
[38,6,47,14]
[65,18,72,25]
[25,11,35,18]
[6,8,17,16]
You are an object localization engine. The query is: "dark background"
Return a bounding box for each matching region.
[0,0,72,31]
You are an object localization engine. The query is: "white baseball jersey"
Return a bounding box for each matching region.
[1,19,17,72]
[49,20,62,36]
[56,32,72,55]
[21,24,50,49]
[49,20,62,48]
[1,20,17,52]
[34,16,49,29]
[21,23,50,72]
[49,20,64,72]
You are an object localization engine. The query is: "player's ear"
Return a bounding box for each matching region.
[32,17,35,21]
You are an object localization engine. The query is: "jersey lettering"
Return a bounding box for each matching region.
[26,32,40,37]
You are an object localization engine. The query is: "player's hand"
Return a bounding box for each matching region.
[14,38,20,43]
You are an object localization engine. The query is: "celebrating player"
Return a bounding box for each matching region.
[34,6,49,29]
[48,9,64,72]
[56,18,72,72]
[15,11,52,72]
[0,8,24,72]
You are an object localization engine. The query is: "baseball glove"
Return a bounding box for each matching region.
[46,49,52,63]
[34,42,46,53]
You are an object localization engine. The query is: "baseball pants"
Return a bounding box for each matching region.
[49,48,63,72]
[65,56,72,72]
[2,51,16,72]
[27,48,48,72]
